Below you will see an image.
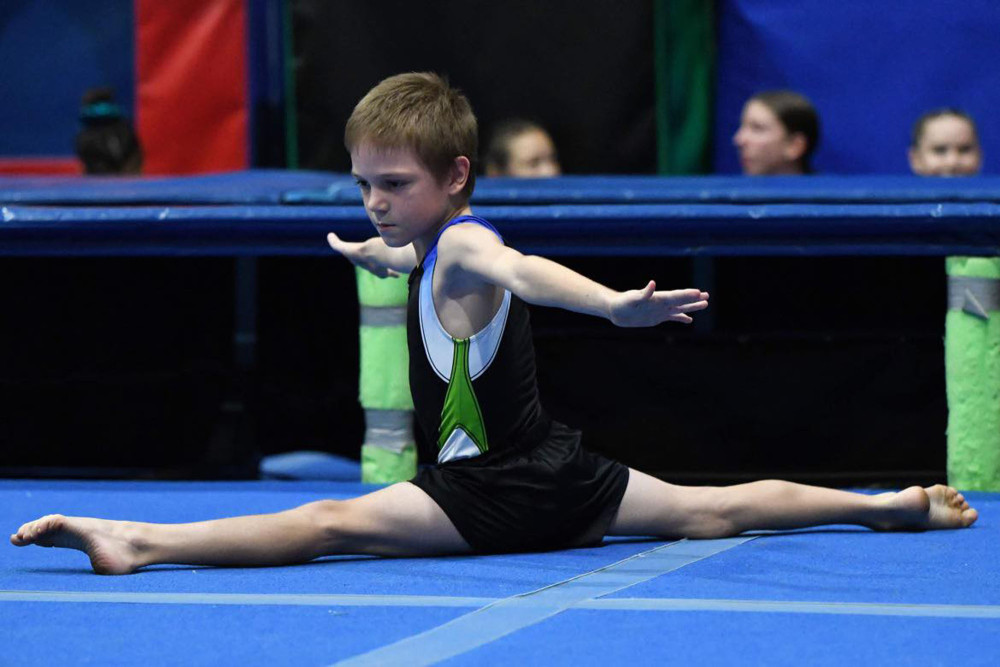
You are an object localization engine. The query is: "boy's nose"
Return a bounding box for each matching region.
[368,191,389,212]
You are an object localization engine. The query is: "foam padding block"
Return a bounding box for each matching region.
[259,450,361,481]
[946,256,1000,490]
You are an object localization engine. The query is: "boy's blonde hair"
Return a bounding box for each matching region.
[345,72,478,200]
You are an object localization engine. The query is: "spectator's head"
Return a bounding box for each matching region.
[345,72,478,202]
[75,88,143,175]
[909,109,982,177]
[733,91,819,175]
[484,119,561,178]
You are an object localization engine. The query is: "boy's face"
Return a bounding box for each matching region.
[351,142,465,247]
[909,116,982,177]
[733,100,805,175]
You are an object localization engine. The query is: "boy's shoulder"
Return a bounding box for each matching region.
[435,218,504,259]
[432,220,508,299]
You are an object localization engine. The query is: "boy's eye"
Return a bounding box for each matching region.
[355,179,370,190]
[386,180,407,190]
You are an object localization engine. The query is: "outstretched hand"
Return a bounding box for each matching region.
[326,232,400,278]
[608,281,709,327]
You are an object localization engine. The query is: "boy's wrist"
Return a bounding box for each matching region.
[600,288,618,321]
[362,237,386,266]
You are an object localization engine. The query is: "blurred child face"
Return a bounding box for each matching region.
[351,142,469,247]
[504,129,561,177]
[909,115,982,176]
[733,100,806,175]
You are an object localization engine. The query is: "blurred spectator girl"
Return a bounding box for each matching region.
[733,91,819,175]
[75,87,143,175]
[909,109,982,176]
[484,119,561,177]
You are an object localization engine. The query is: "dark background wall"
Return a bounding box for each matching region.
[292,0,657,175]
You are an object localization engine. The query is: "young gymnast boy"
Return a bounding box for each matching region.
[11,73,977,574]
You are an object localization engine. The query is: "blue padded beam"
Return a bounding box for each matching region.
[0,170,342,205]
[3,172,1000,207]
[3,202,1000,257]
[289,175,1000,206]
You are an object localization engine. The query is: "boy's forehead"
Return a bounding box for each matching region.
[351,141,423,169]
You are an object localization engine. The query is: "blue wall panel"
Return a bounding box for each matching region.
[714,1,1000,175]
[0,0,134,156]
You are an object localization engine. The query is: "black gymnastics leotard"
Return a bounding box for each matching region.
[408,215,629,553]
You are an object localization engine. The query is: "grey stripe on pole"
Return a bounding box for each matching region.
[364,409,414,453]
[359,306,407,328]
[948,275,1000,320]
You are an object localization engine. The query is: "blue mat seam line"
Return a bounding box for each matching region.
[330,536,757,667]
[0,591,493,608]
[4,590,999,618]
[574,598,1000,618]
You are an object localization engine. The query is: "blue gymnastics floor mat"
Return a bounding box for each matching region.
[2,480,997,666]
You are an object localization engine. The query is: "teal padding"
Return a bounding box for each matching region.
[946,256,1000,490]
[361,444,417,484]
[356,267,408,307]
[356,266,413,410]
[358,325,412,410]
[356,267,414,484]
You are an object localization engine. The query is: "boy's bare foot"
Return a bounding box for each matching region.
[10,514,143,575]
[877,485,978,531]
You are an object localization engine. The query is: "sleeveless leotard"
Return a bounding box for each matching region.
[408,215,629,553]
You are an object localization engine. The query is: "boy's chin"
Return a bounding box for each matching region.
[380,234,411,248]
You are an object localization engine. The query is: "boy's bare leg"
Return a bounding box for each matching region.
[10,482,471,575]
[607,469,978,539]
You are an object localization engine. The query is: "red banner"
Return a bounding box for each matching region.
[135,0,249,175]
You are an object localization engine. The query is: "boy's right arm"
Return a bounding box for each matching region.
[326,232,417,277]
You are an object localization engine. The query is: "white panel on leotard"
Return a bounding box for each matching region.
[438,427,482,463]
[419,251,510,382]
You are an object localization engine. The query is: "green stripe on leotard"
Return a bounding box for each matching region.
[438,338,489,454]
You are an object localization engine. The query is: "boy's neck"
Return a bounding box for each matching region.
[412,204,474,260]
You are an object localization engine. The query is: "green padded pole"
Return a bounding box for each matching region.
[653,0,714,175]
[356,268,416,483]
[945,256,1000,490]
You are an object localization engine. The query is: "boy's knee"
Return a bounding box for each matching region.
[700,488,748,538]
[687,514,739,539]
[297,500,347,535]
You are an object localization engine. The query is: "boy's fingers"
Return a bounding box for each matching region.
[655,290,711,306]
[674,288,707,302]
[675,300,709,313]
[326,232,343,250]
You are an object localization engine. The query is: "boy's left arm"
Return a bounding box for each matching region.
[443,225,709,326]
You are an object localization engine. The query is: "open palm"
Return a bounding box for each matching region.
[608,281,709,327]
[326,232,400,278]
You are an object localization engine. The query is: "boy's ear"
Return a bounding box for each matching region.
[447,156,471,195]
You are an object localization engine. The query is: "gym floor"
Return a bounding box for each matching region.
[3,479,997,665]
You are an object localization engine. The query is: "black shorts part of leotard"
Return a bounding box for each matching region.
[410,421,630,554]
